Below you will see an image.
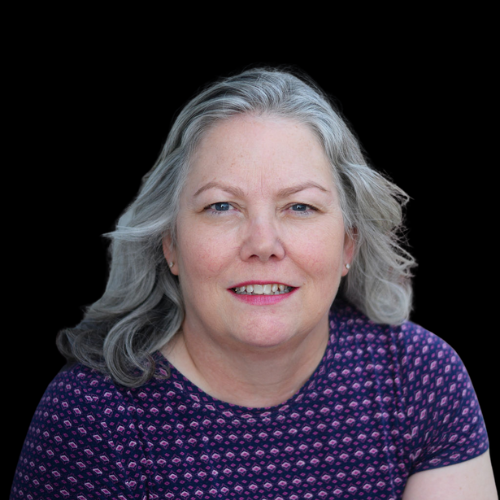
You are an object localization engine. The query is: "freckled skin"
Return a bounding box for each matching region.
[161,114,355,405]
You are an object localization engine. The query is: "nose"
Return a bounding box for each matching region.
[239,214,286,262]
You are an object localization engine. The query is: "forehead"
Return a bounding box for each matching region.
[186,114,334,190]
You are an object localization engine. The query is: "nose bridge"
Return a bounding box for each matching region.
[240,207,285,262]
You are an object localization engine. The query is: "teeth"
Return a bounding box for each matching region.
[234,284,293,295]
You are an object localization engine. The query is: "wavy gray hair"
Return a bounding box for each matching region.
[57,67,416,387]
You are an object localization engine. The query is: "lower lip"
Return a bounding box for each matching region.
[229,288,298,305]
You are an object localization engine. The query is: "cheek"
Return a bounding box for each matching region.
[300,245,343,281]
[178,229,236,281]
[291,225,346,277]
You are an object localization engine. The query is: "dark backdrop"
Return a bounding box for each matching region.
[8,35,496,492]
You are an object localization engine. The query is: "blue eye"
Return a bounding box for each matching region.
[291,204,309,211]
[289,204,318,216]
[208,202,232,212]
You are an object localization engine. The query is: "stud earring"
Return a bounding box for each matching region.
[345,263,350,269]
[169,262,174,268]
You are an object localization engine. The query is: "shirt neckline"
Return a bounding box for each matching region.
[152,306,342,417]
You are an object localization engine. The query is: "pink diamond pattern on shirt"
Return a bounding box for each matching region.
[11,301,489,499]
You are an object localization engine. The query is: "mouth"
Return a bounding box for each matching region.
[230,283,295,295]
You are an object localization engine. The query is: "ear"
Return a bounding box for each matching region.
[162,234,179,276]
[341,228,356,277]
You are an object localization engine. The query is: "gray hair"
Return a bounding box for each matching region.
[57,67,416,387]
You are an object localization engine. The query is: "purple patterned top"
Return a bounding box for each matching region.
[11,301,489,499]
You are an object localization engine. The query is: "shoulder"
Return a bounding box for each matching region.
[331,299,467,371]
[11,363,146,499]
[330,300,489,471]
[331,300,481,408]
[32,362,132,424]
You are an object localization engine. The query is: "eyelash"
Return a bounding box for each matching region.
[204,202,318,215]
[204,202,235,214]
[290,203,318,214]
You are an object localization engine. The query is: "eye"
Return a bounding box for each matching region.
[289,203,317,214]
[205,202,235,213]
[291,204,309,211]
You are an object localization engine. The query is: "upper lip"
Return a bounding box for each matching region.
[230,281,295,288]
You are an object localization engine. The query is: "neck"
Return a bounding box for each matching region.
[161,318,330,408]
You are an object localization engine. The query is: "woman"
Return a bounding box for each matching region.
[11,68,496,499]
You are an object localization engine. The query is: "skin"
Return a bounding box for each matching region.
[161,114,498,498]
[402,451,497,500]
[161,114,354,408]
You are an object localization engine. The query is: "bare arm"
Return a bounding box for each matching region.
[402,450,497,500]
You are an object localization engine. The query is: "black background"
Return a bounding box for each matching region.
[7,22,497,493]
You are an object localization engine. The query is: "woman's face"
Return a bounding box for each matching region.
[164,114,354,352]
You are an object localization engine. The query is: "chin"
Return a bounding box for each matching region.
[229,322,301,350]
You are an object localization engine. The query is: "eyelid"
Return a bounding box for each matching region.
[203,201,319,214]
[204,202,236,212]
[288,203,319,212]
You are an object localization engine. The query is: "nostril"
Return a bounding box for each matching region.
[240,235,286,263]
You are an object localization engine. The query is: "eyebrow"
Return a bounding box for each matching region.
[193,181,329,198]
[194,181,246,198]
[278,181,329,197]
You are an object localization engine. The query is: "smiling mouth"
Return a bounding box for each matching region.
[232,284,294,295]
